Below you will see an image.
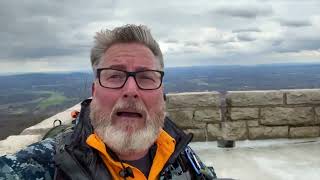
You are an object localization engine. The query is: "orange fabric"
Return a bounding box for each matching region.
[86,129,176,180]
[71,110,79,118]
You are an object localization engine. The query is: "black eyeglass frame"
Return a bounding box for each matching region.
[96,68,165,90]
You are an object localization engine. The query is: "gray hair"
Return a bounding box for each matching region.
[90,24,163,74]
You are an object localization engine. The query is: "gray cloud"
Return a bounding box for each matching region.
[271,39,284,47]
[206,38,236,45]
[0,0,114,61]
[275,39,320,53]
[215,6,273,18]
[279,19,312,27]
[184,41,200,47]
[164,39,179,44]
[237,34,257,42]
[232,28,261,33]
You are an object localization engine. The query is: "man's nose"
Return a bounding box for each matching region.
[123,76,139,98]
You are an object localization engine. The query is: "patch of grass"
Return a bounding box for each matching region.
[37,91,66,110]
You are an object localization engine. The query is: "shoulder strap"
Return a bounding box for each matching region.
[54,133,91,180]
[183,146,217,179]
[42,119,75,140]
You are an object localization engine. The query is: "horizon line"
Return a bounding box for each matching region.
[1,62,320,76]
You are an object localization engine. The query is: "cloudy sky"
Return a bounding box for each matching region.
[0,0,319,74]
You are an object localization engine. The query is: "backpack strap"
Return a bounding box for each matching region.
[42,119,75,140]
[54,132,91,180]
[184,146,217,179]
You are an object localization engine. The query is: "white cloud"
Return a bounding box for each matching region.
[270,49,320,59]
[0,0,319,73]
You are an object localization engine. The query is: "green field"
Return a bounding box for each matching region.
[37,91,66,110]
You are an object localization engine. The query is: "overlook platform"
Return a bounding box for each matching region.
[191,138,320,180]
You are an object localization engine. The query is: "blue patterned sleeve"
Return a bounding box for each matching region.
[0,138,56,180]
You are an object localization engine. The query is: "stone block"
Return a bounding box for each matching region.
[261,107,314,125]
[220,121,247,140]
[184,129,206,142]
[289,126,320,138]
[314,107,320,124]
[247,120,259,127]
[227,90,283,106]
[207,124,221,140]
[249,126,288,139]
[285,89,320,105]
[167,109,205,128]
[167,92,220,108]
[194,108,220,123]
[230,108,259,120]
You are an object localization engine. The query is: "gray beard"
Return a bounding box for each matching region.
[89,99,165,155]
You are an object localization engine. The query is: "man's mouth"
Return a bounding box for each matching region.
[116,111,143,118]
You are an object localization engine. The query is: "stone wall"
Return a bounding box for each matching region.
[167,89,320,141]
[2,89,320,155]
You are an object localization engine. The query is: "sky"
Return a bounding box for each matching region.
[0,0,320,74]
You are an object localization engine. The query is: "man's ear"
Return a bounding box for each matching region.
[91,82,95,97]
[163,93,166,101]
[161,86,166,101]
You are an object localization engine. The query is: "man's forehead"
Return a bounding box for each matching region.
[106,64,153,71]
[99,43,160,70]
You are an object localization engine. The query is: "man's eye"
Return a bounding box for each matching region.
[141,75,152,79]
[139,75,156,82]
[110,75,121,78]
[107,74,123,80]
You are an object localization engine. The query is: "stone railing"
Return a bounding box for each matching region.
[1,89,320,155]
[166,89,320,141]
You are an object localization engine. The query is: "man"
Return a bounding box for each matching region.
[0,24,217,179]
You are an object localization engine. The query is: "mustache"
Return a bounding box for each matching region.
[111,99,147,118]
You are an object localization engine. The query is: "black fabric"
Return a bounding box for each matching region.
[163,117,194,169]
[54,98,210,180]
[54,99,112,180]
[54,145,91,180]
[124,150,152,178]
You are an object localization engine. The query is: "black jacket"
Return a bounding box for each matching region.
[54,99,216,180]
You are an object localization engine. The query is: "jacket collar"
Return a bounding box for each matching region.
[86,129,176,179]
[73,99,193,164]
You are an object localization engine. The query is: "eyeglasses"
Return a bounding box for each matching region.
[96,68,164,90]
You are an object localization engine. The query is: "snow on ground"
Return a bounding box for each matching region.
[190,138,320,180]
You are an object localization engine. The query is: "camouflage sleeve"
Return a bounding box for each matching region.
[0,138,56,180]
[184,146,217,179]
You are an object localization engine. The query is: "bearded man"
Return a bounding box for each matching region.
[0,24,217,180]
